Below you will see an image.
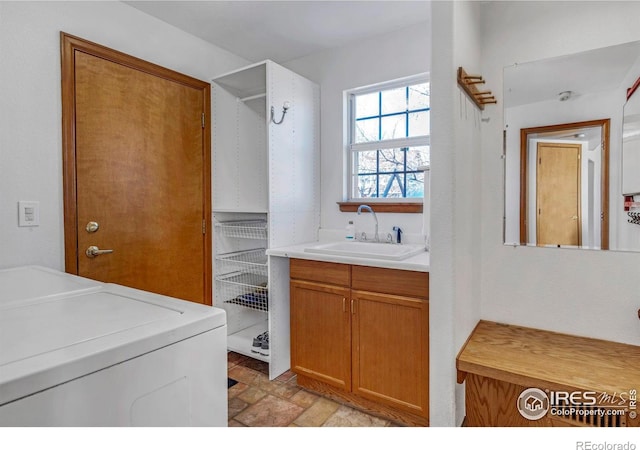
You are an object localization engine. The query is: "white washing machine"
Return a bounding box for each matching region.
[0,266,227,426]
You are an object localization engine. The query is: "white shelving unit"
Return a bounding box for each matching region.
[211,60,320,378]
[214,216,269,362]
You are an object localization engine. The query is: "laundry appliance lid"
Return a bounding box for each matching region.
[0,265,102,308]
[0,281,226,406]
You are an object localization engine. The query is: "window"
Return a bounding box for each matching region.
[348,75,430,201]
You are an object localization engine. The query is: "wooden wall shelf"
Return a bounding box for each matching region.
[337,202,422,214]
[457,67,496,111]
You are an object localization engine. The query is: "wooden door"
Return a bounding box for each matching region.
[61,33,212,305]
[290,280,351,390]
[351,290,429,418]
[536,142,581,247]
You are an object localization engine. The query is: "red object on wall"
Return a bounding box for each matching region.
[627,76,640,100]
[624,195,634,211]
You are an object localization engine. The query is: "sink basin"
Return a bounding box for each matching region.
[304,241,425,261]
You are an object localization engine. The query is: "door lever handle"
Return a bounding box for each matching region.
[86,245,114,258]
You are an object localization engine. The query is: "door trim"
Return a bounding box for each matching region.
[519,118,610,249]
[60,32,212,303]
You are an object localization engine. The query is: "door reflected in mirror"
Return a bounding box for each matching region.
[503,40,640,252]
[518,120,609,250]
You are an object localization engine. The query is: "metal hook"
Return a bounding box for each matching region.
[270,101,290,125]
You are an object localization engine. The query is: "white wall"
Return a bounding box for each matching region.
[479,1,640,347]
[283,22,430,239]
[432,0,640,428]
[0,1,249,270]
[429,0,483,427]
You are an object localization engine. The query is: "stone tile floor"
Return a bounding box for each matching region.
[227,352,400,427]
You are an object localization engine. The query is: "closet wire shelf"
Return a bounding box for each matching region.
[214,220,268,240]
[216,248,268,276]
[216,272,269,312]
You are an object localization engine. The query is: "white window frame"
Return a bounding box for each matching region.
[347,73,430,202]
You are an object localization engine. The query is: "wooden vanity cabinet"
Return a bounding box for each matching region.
[290,279,351,390]
[290,258,429,426]
[351,288,429,417]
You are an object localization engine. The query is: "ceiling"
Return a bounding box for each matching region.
[125,1,431,63]
[504,40,640,108]
[504,40,640,147]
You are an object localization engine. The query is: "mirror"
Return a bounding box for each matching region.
[518,119,609,249]
[623,77,640,195]
[504,40,640,251]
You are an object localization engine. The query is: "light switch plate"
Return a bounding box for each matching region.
[18,201,40,227]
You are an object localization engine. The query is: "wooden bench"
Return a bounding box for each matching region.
[456,320,640,427]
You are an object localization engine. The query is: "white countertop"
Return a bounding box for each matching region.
[266,241,429,272]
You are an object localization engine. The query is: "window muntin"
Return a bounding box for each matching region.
[349,78,430,200]
[353,145,429,199]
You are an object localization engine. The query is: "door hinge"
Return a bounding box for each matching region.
[201,112,205,129]
[202,220,206,234]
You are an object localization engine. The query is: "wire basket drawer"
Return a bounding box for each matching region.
[216,272,268,312]
[214,220,268,240]
[215,248,268,277]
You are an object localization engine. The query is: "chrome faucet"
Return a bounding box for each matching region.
[357,204,378,242]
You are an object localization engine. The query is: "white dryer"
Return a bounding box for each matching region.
[0,266,227,426]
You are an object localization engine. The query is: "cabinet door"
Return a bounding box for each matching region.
[290,280,351,390]
[351,290,429,418]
